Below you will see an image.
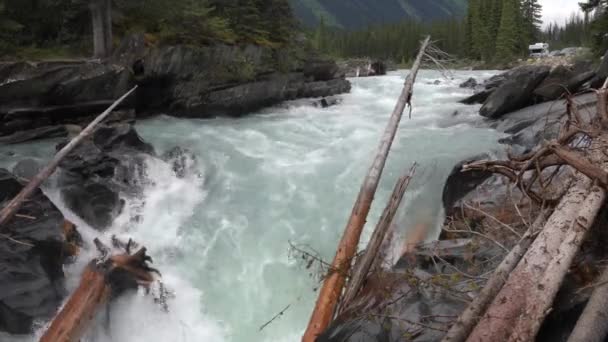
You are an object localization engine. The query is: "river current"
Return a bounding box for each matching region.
[2,69,502,342]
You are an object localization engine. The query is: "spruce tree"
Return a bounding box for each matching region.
[521,0,543,44]
[495,0,522,60]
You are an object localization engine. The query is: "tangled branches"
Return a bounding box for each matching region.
[463,96,608,205]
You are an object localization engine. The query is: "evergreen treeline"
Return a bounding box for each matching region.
[542,14,591,50]
[579,0,608,53]
[315,0,543,63]
[0,0,296,56]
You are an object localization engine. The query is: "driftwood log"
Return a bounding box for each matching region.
[39,242,157,342]
[301,36,430,342]
[338,164,416,313]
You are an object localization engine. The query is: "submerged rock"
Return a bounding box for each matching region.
[480,65,550,119]
[459,77,478,88]
[0,169,70,334]
[57,124,155,230]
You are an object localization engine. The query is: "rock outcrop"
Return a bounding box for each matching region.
[480,65,551,119]
[0,169,73,334]
[0,34,352,141]
[56,124,155,230]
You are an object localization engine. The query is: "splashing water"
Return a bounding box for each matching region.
[1,70,503,342]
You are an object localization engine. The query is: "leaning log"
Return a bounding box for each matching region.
[339,164,416,313]
[0,86,138,229]
[39,245,156,342]
[301,36,431,342]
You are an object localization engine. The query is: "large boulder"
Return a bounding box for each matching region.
[533,65,595,101]
[590,49,608,89]
[480,65,550,119]
[459,72,509,105]
[57,124,155,230]
[459,77,478,88]
[442,154,493,213]
[0,169,71,334]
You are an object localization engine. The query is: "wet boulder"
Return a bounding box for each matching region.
[480,65,550,119]
[459,72,509,105]
[0,169,70,334]
[442,154,493,213]
[57,124,155,230]
[533,65,595,101]
[459,77,478,88]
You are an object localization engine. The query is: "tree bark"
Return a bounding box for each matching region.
[0,86,137,229]
[567,266,608,342]
[39,247,156,342]
[465,176,591,342]
[301,36,431,342]
[441,211,547,342]
[90,0,113,59]
[338,164,416,313]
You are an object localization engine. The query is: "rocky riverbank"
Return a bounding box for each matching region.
[318,54,608,341]
[0,34,351,144]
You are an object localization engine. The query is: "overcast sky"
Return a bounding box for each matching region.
[539,0,583,27]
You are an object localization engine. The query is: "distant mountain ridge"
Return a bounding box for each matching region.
[288,0,468,29]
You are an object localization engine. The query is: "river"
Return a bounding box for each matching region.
[1,69,503,342]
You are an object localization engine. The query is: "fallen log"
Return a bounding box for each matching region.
[39,242,157,342]
[464,175,591,342]
[0,86,138,229]
[301,36,431,342]
[567,266,608,342]
[338,164,416,313]
[441,210,548,342]
[507,184,606,341]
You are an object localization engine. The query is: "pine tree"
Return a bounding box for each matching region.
[521,0,543,44]
[495,0,522,60]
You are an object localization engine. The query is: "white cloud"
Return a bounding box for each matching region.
[538,0,583,27]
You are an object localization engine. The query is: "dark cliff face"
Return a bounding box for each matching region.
[289,0,467,29]
[0,34,351,141]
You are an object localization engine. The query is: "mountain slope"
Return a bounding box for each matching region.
[289,0,467,29]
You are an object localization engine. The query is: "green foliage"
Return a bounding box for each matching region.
[1,0,297,58]
[312,18,466,62]
[495,0,522,61]
[542,14,591,50]
[579,0,608,54]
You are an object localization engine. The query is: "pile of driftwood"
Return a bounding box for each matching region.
[303,35,608,342]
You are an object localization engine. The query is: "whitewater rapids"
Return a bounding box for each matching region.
[1,70,502,342]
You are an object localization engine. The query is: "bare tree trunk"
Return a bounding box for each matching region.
[39,247,156,342]
[90,0,113,59]
[567,266,608,342]
[301,36,431,342]
[465,176,591,342]
[339,164,416,313]
[0,86,137,229]
[441,211,547,342]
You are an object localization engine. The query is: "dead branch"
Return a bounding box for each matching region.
[339,163,416,314]
[302,36,431,342]
[441,210,547,342]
